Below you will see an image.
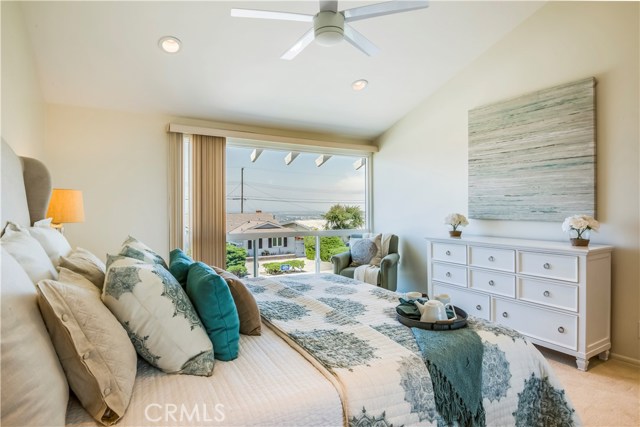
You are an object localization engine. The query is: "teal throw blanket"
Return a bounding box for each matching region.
[412,327,486,427]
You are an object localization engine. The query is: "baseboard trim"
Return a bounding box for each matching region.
[610,352,640,367]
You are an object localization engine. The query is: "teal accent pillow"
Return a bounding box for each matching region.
[169,248,194,287]
[186,262,240,361]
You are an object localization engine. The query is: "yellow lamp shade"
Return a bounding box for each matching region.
[46,189,85,224]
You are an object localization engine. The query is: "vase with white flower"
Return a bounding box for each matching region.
[444,213,468,238]
[562,214,599,247]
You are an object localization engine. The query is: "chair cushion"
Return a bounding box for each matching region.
[339,266,357,279]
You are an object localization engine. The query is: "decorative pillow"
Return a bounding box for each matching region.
[1,248,69,427]
[350,234,382,267]
[187,263,240,361]
[27,218,72,266]
[169,248,193,287]
[1,224,58,283]
[119,236,168,269]
[105,253,145,271]
[213,266,261,336]
[58,247,106,289]
[36,269,137,426]
[102,262,214,376]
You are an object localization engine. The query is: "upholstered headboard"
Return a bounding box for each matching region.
[1,139,52,230]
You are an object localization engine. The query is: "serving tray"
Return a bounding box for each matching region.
[396,306,468,331]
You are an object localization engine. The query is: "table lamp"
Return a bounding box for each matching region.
[46,188,85,233]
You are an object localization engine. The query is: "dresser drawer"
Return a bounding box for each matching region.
[432,242,467,264]
[518,278,578,312]
[469,246,515,272]
[469,269,515,298]
[432,262,467,287]
[518,251,578,283]
[433,282,490,320]
[493,299,578,350]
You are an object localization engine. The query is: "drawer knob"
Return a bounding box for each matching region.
[488,280,495,286]
[543,263,551,270]
[446,272,452,278]
[558,326,565,333]
[476,305,482,311]
[543,290,551,297]
[502,312,508,318]
[488,256,495,262]
[445,250,451,256]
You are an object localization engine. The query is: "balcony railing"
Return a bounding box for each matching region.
[226,228,365,278]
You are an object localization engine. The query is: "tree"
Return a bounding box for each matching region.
[322,204,365,230]
[303,236,348,262]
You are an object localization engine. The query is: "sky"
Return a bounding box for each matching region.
[226,143,367,219]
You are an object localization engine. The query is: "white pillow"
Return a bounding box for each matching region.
[102,262,215,376]
[37,268,137,425]
[1,248,69,427]
[1,224,58,283]
[119,236,168,269]
[28,218,72,266]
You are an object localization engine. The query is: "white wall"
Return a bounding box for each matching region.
[374,2,639,361]
[44,105,172,259]
[1,1,46,157]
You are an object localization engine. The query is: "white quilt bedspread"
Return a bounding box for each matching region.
[66,326,343,427]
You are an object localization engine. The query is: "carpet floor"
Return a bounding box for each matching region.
[540,347,640,426]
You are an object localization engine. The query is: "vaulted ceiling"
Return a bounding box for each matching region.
[20,1,544,140]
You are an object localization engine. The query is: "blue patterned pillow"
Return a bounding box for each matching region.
[102,262,214,376]
[187,262,240,361]
[119,236,168,269]
[350,238,379,266]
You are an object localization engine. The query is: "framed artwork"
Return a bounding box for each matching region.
[468,77,596,221]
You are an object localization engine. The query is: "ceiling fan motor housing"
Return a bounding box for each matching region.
[314,11,345,46]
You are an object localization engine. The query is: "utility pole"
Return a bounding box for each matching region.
[240,167,244,213]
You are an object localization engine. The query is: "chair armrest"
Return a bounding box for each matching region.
[380,253,400,271]
[330,251,351,274]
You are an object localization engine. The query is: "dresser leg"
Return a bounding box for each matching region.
[598,350,610,361]
[575,357,589,371]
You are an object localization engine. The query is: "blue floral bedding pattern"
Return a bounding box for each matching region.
[245,273,579,427]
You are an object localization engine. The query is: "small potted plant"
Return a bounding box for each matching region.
[444,213,468,238]
[562,214,599,246]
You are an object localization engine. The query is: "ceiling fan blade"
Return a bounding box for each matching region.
[231,8,313,22]
[343,0,429,23]
[319,1,338,12]
[343,25,380,56]
[281,28,315,60]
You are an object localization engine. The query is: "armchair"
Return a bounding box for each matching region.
[330,234,399,291]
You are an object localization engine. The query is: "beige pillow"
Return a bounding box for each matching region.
[1,224,58,283]
[58,247,106,289]
[214,266,262,336]
[36,270,137,425]
[1,248,68,427]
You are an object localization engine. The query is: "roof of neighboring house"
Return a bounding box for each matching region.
[227,212,276,232]
[281,219,327,231]
[228,220,285,234]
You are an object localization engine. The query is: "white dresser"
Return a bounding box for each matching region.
[426,235,613,370]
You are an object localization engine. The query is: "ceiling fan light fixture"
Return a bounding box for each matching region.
[158,36,181,53]
[314,11,344,46]
[352,79,368,91]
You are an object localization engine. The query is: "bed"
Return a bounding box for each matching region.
[1,139,580,427]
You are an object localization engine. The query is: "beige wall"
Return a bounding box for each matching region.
[44,105,172,259]
[1,1,46,157]
[374,1,639,362]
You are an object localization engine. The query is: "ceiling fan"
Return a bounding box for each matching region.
[231,0,429,60]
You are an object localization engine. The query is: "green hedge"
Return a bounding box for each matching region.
[227,264,248,278]
[303,236,348,262]
[262,259,305,275]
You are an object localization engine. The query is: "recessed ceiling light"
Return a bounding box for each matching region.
[158,36,181,54]
[352,79,368,91]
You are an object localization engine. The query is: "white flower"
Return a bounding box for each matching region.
[444,213,468,231]
[562,214,599,238]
